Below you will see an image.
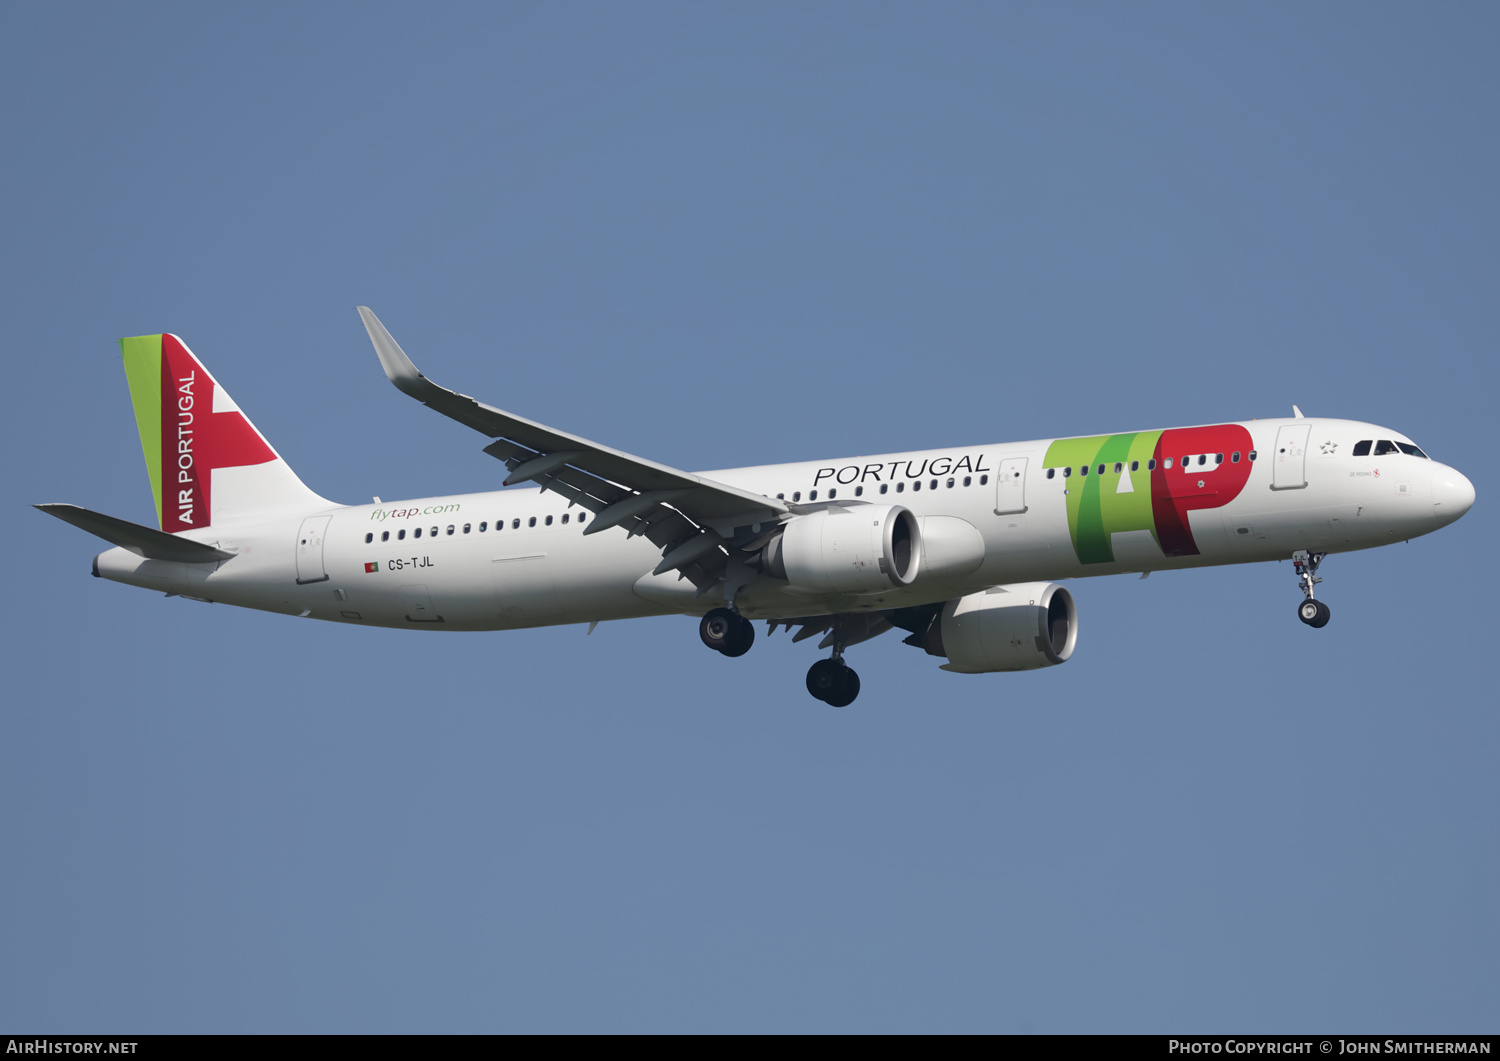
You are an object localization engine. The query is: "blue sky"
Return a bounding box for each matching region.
[3,3,1495,1033]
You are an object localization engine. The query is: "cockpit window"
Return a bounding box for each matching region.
[1374,440,1400,456]
[1353,440,1372,456]
[1396,442,1429,459]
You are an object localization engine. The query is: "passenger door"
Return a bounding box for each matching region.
[295,515,332,584]
[1271,424,1311,491]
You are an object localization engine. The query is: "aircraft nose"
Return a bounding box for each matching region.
[1432,467,1475,526]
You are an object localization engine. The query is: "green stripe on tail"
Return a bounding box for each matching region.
[119,335,164,528]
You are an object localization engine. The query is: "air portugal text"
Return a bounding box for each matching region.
[813,452,990,486]
[172,370,200,527]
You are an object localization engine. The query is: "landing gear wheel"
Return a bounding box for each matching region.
[806,659,860,706]
[824,668,860,708]
[700,608,754,655]
[720,616,755,657]
[1297,599,1331,629]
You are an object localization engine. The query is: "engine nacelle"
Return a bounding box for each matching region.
[764,505,921,594]
[921,581,1077,673]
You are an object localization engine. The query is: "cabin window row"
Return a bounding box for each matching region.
[774,476,991,503]
[1044,451,1256,479]
[1352,439,1428,458]
[363,512,590,544]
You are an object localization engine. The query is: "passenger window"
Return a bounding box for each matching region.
[463,523,471,534]
[809,490,818,501]
[879,484,888,494]
[381,531,389,542]
[1063,467,1072,478]
[792,492,800,502]
[1131,460,1140,472]
[980,475,988,485]
[512,519,520,529]
[777,493,785,500]
[561,513,569,524]
[1147,459,1156,470]
[913,481,922,491]
[1164,459,1173,469]
[1232,452,1241,463]
[364,532,373,543]
[1353,440,1372,456]
[854,486,864,497]
[828,489,836,499]
[930,479,938,490]
[1375,440,1399,456]
[1080,465,1088,477]
[430,527,437,536]
[414,527,422,538]
[398,529,406,540]
[447,525,455,535]
[896,482,905,492]
[545,515,553,526]
[1047,468,1055,479]
[963,476,971,487]
[578,514,587,524]
[1215,453,1223,464]
[1249,450,1257,461]
[1113,463,1122,474]
[1096,465,1104,475]
[528,517,537,527]
[947,478,954,488]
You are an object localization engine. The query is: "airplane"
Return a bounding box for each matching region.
[38,309,1476,706]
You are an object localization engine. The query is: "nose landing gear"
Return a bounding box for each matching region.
[1292,550,1331,628]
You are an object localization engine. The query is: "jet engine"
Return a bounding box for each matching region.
[762,505,921,594]
[908,581,1077,672]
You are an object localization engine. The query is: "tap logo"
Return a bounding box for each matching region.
[1044,424,1255,563]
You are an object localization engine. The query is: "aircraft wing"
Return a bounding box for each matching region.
[358,307,789,589]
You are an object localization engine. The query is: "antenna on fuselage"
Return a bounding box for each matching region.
[1292,405,1305,418]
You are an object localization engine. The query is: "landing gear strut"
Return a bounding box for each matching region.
[1292,550,1331,628]
[700,607,755,657]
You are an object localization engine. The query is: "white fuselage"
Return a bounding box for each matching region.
[93,417,1474,631]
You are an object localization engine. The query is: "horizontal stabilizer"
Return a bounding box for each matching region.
[36,503,234,563]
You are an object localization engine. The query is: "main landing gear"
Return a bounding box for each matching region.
[1292,550,1331,629]
[698,607,863,707]
[699,607,755,657]
[804,617,861,707]
[806,658,860,708]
